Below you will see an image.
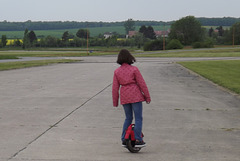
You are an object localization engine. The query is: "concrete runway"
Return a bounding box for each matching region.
[0,56,240,161]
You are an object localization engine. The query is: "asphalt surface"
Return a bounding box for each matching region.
[0,56,240,161]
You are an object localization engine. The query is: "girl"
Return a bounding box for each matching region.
[112,49,151,148]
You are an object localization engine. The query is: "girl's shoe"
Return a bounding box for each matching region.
[122,140,127,147]
[135,140,146,148]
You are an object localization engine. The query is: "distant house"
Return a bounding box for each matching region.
[104,32,113,39]
[127,30,170,38]
[126,31,138,38]
[154,30,170,38]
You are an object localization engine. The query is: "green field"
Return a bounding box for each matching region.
[0,25,170,39]
[0,27,124,39]
[178,60,240,94]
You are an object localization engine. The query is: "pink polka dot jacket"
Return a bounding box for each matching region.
[112,63,151,107]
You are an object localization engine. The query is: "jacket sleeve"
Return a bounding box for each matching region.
[112,72,120,107]
[134,67,151,103]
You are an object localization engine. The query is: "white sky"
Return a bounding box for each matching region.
[1,0,239,22]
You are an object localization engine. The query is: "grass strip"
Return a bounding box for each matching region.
[136,48,240,57]
[0,59,81,71]
[178,60,240,94]
[0,51,118,57]
[1,47,240,58]
[0,55,19,60]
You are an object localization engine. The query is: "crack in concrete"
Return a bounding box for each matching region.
[8,83,112,160]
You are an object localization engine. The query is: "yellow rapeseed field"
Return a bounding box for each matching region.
[6,39,23,45]
[6,39,76,45]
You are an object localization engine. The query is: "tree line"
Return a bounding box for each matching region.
[1,16,240,50]
[0,17,240,31]
[1,28,138,48]
[143,16,240,51]
[0,20,166,31]
[197,17,240,26]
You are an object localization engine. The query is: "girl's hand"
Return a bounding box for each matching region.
[146,101,150,104]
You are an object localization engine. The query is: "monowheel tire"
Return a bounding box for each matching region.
[126,139,141,153]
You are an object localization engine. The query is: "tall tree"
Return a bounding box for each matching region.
[76,29,89,39]
[1,35,7,47]
[139,25,156,39]
[146,26,156,39]
[139,25,147,34]
[134,32,144,48]
[28,30,37,44]
[45,35,58,47]
[231,22,240,45]
[22,29,30,49]
[13,39,22,47]
[169,16,204,45]
[124,19,135,34]
[208,27,214,37]
[62,31,70,42]
[217,26,224,36]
